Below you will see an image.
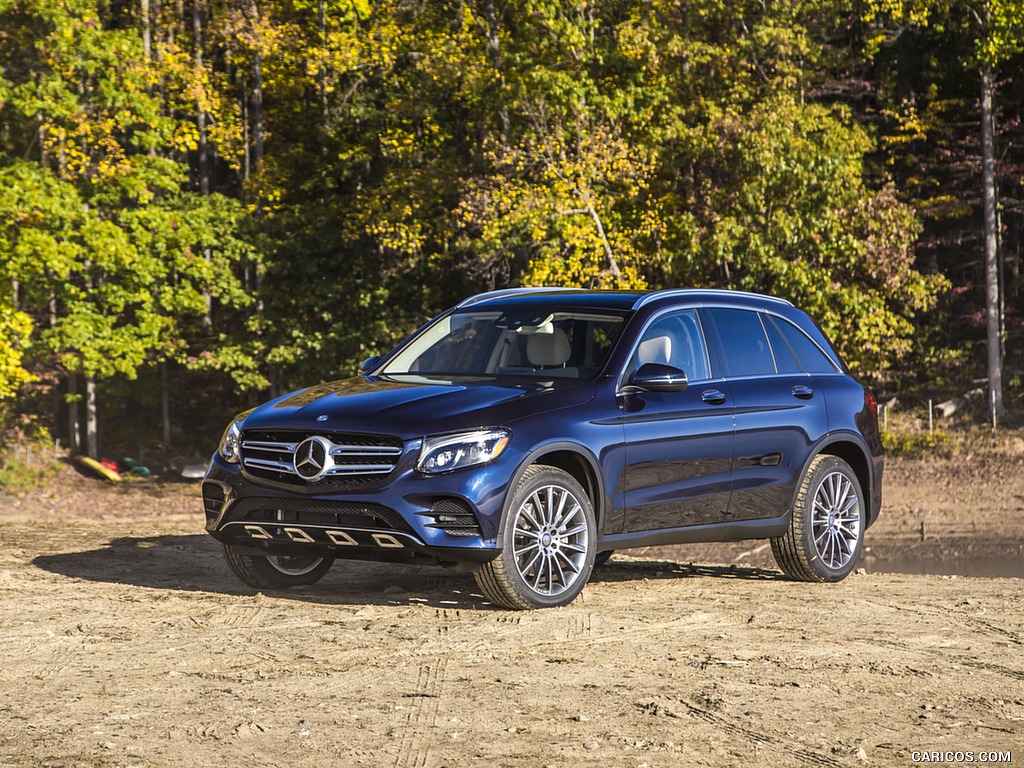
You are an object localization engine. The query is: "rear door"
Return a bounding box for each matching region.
[702,308,825,521]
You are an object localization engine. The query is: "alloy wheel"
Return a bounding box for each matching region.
[810,470,862,570]
[511,484,590,597]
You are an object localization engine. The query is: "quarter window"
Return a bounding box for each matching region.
[763,316,802,374]
[769,316,839,373]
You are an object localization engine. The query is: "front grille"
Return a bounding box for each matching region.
[240,430,403,488]
[418,499,482,537]
[220,497,414,534]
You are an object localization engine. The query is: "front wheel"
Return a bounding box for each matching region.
[771,455,864,582]
[474,465,596,609]
[223,546,335,590]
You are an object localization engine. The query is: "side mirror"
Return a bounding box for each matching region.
[358,356,381,375]
[626,363,689,393]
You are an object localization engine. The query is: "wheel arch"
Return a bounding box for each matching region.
[800,433,876,525]
[497,442,605,536]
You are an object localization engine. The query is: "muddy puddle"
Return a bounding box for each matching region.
[860,551,1024,579]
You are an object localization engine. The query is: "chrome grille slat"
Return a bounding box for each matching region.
[329,445,402,456]
[243,439,299,452]
[244,457,298,473]
[240,430,403,488]
[326,465,394,475]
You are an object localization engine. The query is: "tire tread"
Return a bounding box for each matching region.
[771,455,861,583]
[473,464,594,610]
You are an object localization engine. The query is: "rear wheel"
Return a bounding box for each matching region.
[223,546,335,590]
[771,455,864,582]
[474,465,596,609]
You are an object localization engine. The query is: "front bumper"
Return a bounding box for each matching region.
[202,447,517,566]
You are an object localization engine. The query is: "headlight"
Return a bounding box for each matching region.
[416,429,511,474]
[218,410,253,464]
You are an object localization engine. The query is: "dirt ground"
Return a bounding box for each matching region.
[0,455,1021,767]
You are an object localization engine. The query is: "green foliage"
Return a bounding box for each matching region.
[0,305,33,399]
[671,96,948,379]
[0,0,992,449]
[0,438,59,495]
[0,0,256,398]
[881,428,951,457]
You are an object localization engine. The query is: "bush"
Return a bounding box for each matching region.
[881,429,951,457]
[0,439,59,496]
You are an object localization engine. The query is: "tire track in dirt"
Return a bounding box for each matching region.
[433,608,461,637]
[860,598,1024,652]
[217,599,267,627]
[28,635,82,681]
[681,702,847,768]
[961,616,1023,646]
[960,659,1024,682]
[394,658,448,768]
[566,611,594,640]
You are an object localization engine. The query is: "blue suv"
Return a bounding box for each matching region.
[203,288,883,609]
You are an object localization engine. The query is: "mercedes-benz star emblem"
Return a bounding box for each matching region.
[293,436,333,481]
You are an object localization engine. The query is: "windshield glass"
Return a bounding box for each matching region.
[380,307,628,382]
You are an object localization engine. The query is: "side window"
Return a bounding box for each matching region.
[770,316,839,374]
[763,316,802,374]
[631,309,711,382]
[707,308,776,377]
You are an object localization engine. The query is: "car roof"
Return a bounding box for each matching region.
[458,287,793,312]
[457,288,643,311]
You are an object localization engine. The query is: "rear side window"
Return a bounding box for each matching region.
[706,308,776,377]
[769,316,839,373]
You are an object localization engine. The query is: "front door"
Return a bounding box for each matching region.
[619,309,735,531]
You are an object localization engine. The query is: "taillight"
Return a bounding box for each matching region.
[865,390,878,416]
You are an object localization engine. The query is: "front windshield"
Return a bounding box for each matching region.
[380,307,628,382]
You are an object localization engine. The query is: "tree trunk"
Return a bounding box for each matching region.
[193,0,209,197]
[252,48,265,168]
[50,290,60,440]
[141,0,152,64]
[85,376,98,458]
[161,361,172,447]
[482,0,510,141]
[193,0,214,332]
[67,373,81,454]
[242,75,250,181]
[981,62,1003,419]
[317,0,328,153]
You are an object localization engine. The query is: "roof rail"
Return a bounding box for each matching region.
[457,287,585,308]
[632,288,793,309]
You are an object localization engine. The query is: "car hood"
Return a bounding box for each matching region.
[240,375,596,439]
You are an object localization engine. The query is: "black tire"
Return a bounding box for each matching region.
[771,455,865,582]
[474,465,596,609]
[223,546,335,590]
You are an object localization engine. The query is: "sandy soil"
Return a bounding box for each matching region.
[0,456,1021,767]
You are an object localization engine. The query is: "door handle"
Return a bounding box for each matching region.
[792,385,814,400]
[701,389,727,405]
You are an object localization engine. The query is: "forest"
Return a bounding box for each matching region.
[0,0,1022,458]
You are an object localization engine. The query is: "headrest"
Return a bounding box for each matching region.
[637,335,672,366]
[527,329,571,367]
